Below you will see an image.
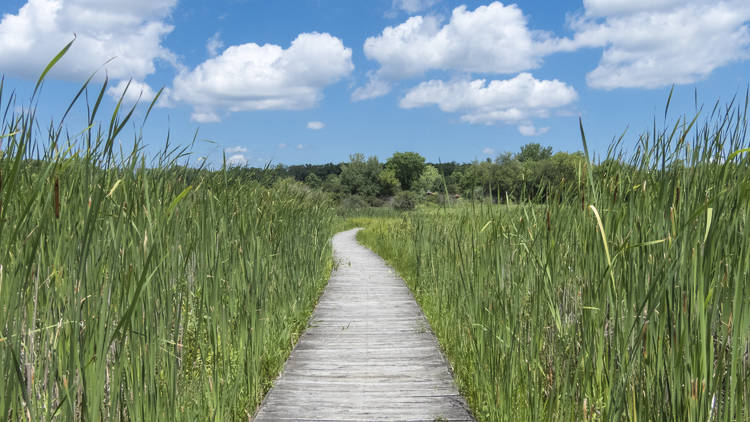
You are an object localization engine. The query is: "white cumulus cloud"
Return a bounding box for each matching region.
[0,0,176,82]
[352,72,393,101]
[206,32,224,57]
[172,32,353,122]
[307,121,325,130]
[482,147,496,156]
[565,0,750,89]
[362,0,750,96]
[400,73,577,129]
[192,111,220,123]
[357,2,559,99]
[106,79,170,107]
[107,80,157,103]
[226,154,247,166]
[518,124,550,137]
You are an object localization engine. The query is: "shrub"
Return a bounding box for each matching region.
[392,190,418,211]
[367,196,386,207]
[339,194,369,210]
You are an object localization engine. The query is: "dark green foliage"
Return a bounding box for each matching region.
[386,151,426,191]
[340,153,383,198]
[339,194,369,210]
[224,145,588,208]
[285,162,341,181]
[322,173,346,197]
[433,161,460,179]
[413,165,442,194]
[304,172,322,188]
[392,190,418,211]
[446,145,583,202]
[377,168,401,196]
[517,142,553,162]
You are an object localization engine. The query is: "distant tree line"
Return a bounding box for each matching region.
[225,143,586,207]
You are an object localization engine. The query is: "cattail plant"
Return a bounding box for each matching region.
[0,45,336,420]
[356,93,750,421]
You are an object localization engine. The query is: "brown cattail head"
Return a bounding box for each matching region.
[581,190,586,211]
[676,186,680,206]
[54,177,60,219]
[613,174,619,203]
[546,209,551,232]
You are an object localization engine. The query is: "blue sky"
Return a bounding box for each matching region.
[1,0,749,166]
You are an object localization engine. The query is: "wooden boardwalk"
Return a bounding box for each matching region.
[253,228,474,422]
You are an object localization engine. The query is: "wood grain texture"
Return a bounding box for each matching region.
[253,228,474,422]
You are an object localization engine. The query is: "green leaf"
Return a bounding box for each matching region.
[34,37,75,96]
[704,207,713,243]
[728,148,750,161]
[168,185,193,216]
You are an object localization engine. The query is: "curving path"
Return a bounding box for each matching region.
[253,228,474,422]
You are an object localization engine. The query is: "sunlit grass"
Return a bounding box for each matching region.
[0,54,334,419]
[357,96,750,421]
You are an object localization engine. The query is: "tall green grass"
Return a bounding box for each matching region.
[0,62,334,419]
[358,97,750,421]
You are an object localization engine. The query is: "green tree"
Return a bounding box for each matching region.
[321,174,346,198]
[455,162,484,198]
[540,152,583,188]
[517,143,553,162]
[340,153,382,198]
[377,168,401,196]
[413,165,442,194]
[304,173,322,189]
[495,152,523,201]
[385,152,426,190]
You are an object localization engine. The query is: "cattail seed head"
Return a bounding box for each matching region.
[54,177,60,219]
[581,190,586,211]
[613,174,619,203]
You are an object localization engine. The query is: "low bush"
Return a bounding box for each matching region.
[392,190,418,211]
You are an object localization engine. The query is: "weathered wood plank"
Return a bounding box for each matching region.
[252,228,474,421]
